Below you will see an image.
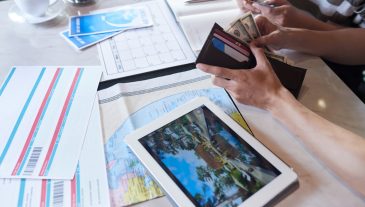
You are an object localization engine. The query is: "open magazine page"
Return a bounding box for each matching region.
[98,69,251,206]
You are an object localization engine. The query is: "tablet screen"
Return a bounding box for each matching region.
[139,106,281,207]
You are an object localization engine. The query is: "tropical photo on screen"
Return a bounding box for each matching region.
[140,106,281,207]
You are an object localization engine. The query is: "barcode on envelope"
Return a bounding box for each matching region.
[23,147,42,175]
[52,181,64,207]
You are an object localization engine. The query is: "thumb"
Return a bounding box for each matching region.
[249,42,269,67]
[253,35,271,47]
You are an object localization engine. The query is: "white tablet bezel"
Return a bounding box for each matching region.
[125,97,297,207]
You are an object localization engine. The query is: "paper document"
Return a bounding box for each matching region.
[179,9,243,54]
[69,6,153,36]
[165,0,243,54]
[166,0,238,21]
[0,98,110,207]
[0,66,101,179]
[62,5,153,50]
[98,69,251,206]
[97,0,196,81]
[61,30,122,50]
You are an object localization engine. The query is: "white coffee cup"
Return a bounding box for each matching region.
[14,0,49,17]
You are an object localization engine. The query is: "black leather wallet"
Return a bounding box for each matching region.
[196,23,306,98]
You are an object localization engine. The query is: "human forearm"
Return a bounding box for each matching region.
[282,28,365,65]
[289,9,341,31]
[251,1,341,30]
[198,43,365,195]
[267,88,365,196]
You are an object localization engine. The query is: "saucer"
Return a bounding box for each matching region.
[8,0,65,24]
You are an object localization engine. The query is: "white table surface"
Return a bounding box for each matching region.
[0,0,364,206]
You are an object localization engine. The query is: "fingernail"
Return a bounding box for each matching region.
[196,63,206,69]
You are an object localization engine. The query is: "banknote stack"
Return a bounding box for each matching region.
[225,12,288,64]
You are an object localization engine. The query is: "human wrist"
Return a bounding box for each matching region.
[286,29,330,57]
[277,27,293,49]
[280,28,315,51]
[264,87,297,117]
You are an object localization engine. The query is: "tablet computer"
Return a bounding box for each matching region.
[125,97,298,207]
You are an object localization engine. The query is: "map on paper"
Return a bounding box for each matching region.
[98,69,251,206]
[97,0,196,81]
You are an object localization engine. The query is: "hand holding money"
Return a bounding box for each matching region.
[226,12,260,44]
[226,12,287,63]
[254,15,293,52]
[250,0,304,27]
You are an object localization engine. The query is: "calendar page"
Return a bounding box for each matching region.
[97,0,196,81]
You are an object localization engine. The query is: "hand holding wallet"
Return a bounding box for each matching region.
[196,23,306,98]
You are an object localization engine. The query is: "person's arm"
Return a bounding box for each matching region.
[269,87,365,197]
[238,0,341,30]
[255,16,365,65]
[197,43,365,197]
